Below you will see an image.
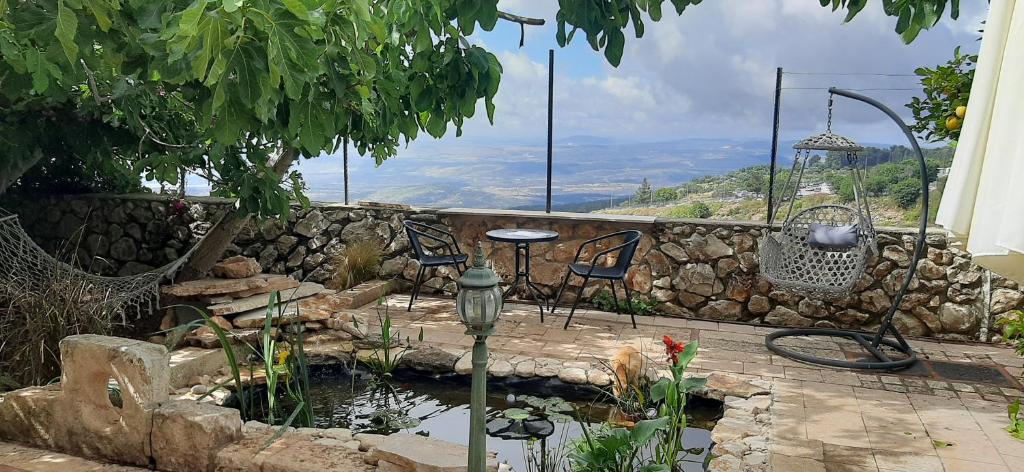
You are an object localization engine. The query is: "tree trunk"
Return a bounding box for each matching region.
[0,151,44,196]
[176,148,298,282]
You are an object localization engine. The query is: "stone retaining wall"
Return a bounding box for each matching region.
[7,193,1023,341]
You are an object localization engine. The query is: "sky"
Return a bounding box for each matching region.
[427,0,988,146]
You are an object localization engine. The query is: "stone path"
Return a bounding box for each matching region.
[371,295,1024,471]
[0,442,145,471]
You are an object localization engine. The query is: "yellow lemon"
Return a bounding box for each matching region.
[946,116,962,131]
[955,105,966,119]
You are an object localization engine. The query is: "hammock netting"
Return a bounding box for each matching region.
[0,211,186,324]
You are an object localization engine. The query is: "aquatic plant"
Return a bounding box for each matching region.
[363,296,422,378]
[1009,399,1024,441]
[650,337,704,467]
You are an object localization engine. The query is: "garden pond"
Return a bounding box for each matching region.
[266,365,723,471]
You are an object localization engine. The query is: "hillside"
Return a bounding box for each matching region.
[598,145,954,227]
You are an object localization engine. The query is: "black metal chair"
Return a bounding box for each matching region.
[403,221,469,311]
[551,230,643,329]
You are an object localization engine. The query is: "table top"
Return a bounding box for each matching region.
[485,228,559,243]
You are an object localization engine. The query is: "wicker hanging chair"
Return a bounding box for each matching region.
[760,109,876,299]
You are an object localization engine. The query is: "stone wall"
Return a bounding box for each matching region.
[8,193,1023,341]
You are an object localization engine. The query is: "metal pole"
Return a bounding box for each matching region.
[828,87,929,349]
[767,67,783,224]
[343,136,350,205]
[545,49,554,214]
[468,335,488,472]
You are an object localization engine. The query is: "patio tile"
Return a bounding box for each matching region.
[771,438,824,460]
[823,444,877,469]
[786,366,825,382]
[744,362,786,378]
[866,429,936,455]
[933,430,1003,464]
[872,450,943,472]
[770,454,826,472]
[824,463,878,472]
[941,457,1009,472]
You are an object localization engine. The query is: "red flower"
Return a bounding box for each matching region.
[663,335,686,365]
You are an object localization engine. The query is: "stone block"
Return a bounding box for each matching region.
[332,280,392,309]
[0,385,63,450]
[152,400,243,472]
[211,256,262,279]
[372,433,499,472]
[54,335,170,466]
[168,347,230,389]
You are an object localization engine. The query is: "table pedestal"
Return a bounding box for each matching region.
[504,242,548,321]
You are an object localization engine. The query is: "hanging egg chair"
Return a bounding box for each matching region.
[760,105,877,300]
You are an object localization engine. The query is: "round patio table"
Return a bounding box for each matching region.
[486,228,559,321]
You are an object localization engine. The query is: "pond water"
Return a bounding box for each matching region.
[277,365,722,471]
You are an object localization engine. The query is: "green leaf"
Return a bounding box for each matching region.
[178,0,209,35]
[630,417,670,444]
[503,408,530,420]
[55,1,79,63]
[282,0,309,20]
[82,0,113,31]
[604,29,624,67]
[222,0,243,12]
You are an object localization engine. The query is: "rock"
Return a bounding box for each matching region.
[703,373,770,400]
[210,282,325,318]
[892,311,929,336]
[678,291,706,308]
[402,347,460,373]
[860,289,891,314]
[660,243,689,263]
[737,252,758,272]
[698,300,744,321]
[152,400,243,472]
[835,309,870,326]
[0,386,63,450]
[797,299,828,319]
[489,360,514,378]
[558,367,588,384]
[625,265,653,293]
[260,219,285,240]
[228,274,302,298]
[747,295,771,315]
[716,258,740,277]
[212,256,262,279]
[162,276,271,298]
[938,303,979,333]
[286,246,307,268]
[688,234,734,260]
[373,433,499,472]
[454,353,473,375]
[674,263,716,296]
[991,288,1024,314]
[276,235,299,254]
[763,306,812,327]
[258,246,279,269]
[587,369,612,386]
[916,259,945,280]
[534,359,560,377]
[54,335,170,466]
[514,360,536,377]
[724,278,752,302]
[109,237,138,262]
[294,210,327,237]
[341,218,393,249]
[647,250,673,276]
[947,284,977,303]
[882,245,910,267]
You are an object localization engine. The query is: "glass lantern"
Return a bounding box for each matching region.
[456,244,504,335]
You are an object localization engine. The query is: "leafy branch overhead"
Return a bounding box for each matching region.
[1,0,964,218]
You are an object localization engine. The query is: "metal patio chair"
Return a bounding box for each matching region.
[404,221,469,311]
[551,230,643,329]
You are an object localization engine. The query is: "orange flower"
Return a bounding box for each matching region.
[662,335,686,364]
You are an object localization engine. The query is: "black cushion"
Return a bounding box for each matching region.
[807,223,859,250]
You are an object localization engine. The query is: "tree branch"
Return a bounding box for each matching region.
[497,11,545,26]
[80,60,113,105]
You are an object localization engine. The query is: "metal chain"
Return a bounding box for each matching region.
[826,94,834,132]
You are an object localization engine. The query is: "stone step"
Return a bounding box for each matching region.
[229,294,335,328]
[168,346,230,389]
[206,282,326,317]
[333,279,392,309]
[162,276,270,298]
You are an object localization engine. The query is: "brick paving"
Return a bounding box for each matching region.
[375,295,1024,472]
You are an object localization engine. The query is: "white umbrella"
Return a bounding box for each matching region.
[936,0,1024,283]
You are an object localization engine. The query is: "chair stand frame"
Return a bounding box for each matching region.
[552,274,637,330]
[765,88,928,371]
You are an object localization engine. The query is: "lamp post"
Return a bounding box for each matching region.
[455,243,504,472]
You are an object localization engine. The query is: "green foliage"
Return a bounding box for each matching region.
[592,289,658,317]
[653,187,679,203]
[668,202,712,219]
[822,0,961,43]
[907,47,976,142]
[502,395,574,423]
[890,179,922,209]
[634,178,653,204]
[1009,399,1024,441]
[364,296,421,377]
[997,310,1024,357]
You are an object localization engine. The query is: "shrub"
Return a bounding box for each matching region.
[329,241,382,290]
[667,202,712,219]
[891,179,922,209]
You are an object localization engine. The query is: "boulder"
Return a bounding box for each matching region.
[152,400,243,472]
[938,303,979,333]
[660,243,689,263]
[747,295,771,315]
[916,259,945,280]
[402,347,460,373]
[109,237,138,262]
[892,311,929,337]
[0,385,63,450]
[797,299,828,319]
[294,209,328,237]
[674,263,716,297]
[860,289,891,314]
[991,288,1024,314]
